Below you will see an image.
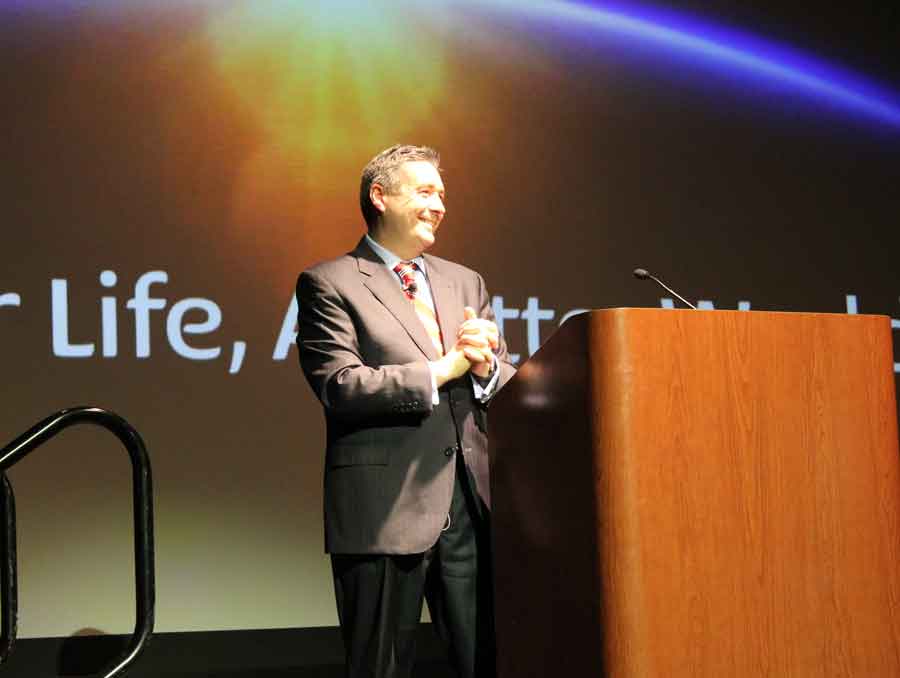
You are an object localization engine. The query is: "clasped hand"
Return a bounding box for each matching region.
[431,307,499,385]
[455,306,498,378]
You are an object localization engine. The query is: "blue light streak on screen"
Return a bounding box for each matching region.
[5,0,900,127]
[476,0,900,128]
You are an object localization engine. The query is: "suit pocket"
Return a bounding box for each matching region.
[327,444,389,468]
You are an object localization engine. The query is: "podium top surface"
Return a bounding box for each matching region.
[574,306,891,322]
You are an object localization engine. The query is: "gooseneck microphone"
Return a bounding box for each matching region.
[633,268,697,310]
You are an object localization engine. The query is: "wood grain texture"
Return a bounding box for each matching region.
[490,309,900,678]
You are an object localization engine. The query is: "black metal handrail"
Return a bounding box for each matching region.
[0,407,155,677]
[0,473,16,665]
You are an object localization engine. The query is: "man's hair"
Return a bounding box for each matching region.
[359,144,440,229]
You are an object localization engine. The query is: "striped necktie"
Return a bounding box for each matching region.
[393,261,444,357]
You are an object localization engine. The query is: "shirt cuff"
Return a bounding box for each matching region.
[471,355,500,402]
[427,362,440,405]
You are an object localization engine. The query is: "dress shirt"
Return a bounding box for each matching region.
[364,234,499,403]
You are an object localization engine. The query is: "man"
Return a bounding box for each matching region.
[296,144,516,678]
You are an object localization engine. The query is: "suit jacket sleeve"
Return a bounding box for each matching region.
[296,269,434,423]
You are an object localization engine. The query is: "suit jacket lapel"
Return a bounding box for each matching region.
[354,238,439,361]
[424,254,464,357]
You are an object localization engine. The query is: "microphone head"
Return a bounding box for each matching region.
[633,267,650,280]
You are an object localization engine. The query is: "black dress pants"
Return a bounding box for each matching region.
[331,457,495,678]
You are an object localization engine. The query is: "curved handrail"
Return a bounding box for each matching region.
[0,407,155,677]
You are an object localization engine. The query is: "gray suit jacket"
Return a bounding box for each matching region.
[296,237,516,554]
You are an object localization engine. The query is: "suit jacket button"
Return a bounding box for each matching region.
[443,445,456,457]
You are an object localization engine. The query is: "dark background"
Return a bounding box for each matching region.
[1,0,898,640]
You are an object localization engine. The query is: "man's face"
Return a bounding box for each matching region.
[375,160,445,257]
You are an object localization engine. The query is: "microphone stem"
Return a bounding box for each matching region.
[649,274,697,310]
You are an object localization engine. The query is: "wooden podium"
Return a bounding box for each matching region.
[488,309,900,677]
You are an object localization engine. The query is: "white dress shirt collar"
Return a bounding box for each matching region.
[365,234,427,274]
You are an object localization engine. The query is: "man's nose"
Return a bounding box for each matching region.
[429,194,445,214]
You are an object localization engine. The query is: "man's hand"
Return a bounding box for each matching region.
[430,307,498,386]
[430,347,475,387]
[457,306,498,379]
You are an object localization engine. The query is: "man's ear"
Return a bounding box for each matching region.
[370,183,387,214]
